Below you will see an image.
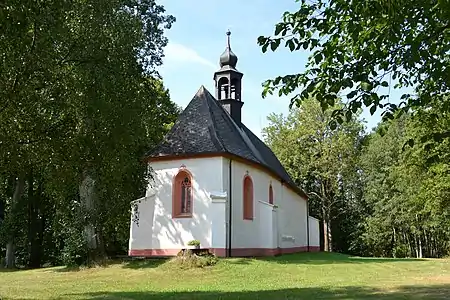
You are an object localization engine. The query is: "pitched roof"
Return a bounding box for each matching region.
[147,86,307,199]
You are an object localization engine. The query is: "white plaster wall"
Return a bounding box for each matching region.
[278,184,309,249]
[230,160,284,249]
[129,195,155,250]
[210,192,227,249]
[221,158,231,250]
[258,200,275,249]
[129,155,315,253]
[129,157,225,251]
[308,216,320,248]
[230,160,269,248]
[229,159,308,250]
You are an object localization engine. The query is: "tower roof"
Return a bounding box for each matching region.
[219,30,238,68]
[146,86,308,199]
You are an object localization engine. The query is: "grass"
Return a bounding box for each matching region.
[1,252,450,299]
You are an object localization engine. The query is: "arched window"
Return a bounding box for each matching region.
[218,77,229,100]
[243,175,253,220]
[269,184,274,205]
[172,170,193,218]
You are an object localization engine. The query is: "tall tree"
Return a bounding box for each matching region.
[357,106,450,258]
[1,0,176,267]
[263,98,364,251]
[257,0,449,124]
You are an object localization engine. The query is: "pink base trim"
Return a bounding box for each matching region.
[128,249,180,256]
[129,246,320,257]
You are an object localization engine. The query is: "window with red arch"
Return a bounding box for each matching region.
[172,170,193,218]
[243,175,254,220]
[269,184,274,205]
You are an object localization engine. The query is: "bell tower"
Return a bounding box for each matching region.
[214,30,244,124]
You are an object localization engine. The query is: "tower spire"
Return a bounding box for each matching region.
[214,30,244,124]
[219,30,238,68]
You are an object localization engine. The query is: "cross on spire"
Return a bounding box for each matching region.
[226,29,231,48]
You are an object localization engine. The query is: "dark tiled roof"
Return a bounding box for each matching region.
[148,86,307,198]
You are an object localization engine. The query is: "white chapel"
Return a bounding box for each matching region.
[128,31,320,257]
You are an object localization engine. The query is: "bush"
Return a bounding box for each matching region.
[60,226,89,267]
[393,244,409,258]
[187,240,200,247]
[172,250,217,268]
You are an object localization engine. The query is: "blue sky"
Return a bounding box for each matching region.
[158,0,410,138]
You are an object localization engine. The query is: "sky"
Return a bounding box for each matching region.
[157,0,410,138]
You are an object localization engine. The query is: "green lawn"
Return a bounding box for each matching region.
[1,252,450,299]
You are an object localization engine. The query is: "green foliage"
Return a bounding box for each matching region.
[0,0,178,267]
[60,225,89,267]
[263,98,364,252]
[393,244,410,258]
[173,250,218,269]
[259,0,450,256]
[187,240,201,246]
[356,106,450,258]
[264,94,449,258]
[258,0,450,123]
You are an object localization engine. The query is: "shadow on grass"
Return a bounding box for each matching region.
[65,285,450,300]
[51,258,171,272]
[224,252,428,265]
[121,258,170,269]
[14,252,428,273]
[0,267,22,272]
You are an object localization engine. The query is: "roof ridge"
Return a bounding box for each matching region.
[146,85,308,199]
[202,87,265,164]
[211,97,265,164]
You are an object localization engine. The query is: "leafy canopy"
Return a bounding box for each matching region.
[357,108,450,257]
[258,0,450,124]
[0,0,178,266]
[263,98,364,251]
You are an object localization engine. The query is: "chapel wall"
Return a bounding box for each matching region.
[308,216,320,250]
[229,160,281,249]
[230,159,309,252]
[130,157,225,253]
[277,184,309,250]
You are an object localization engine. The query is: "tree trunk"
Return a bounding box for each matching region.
[323,204,333,252]
[79,170,105,265]
[323,219,329,252]
[393,227,396,244]
[413,234,419,258]
[5,176,25,269]
[423,231,428,258]
[322,215,332,252]
[415,214,423,259]
[27,176,43,268]
[327,219,332,251]
[405,232,412,257]
[319,180,333,253]
[418,235,423,258]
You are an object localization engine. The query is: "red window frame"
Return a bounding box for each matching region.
[243,175,254,220]
[172,169,193,218]
[269,184,274,205]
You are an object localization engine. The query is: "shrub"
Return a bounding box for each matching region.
[187,240,200,247]
[173,250,217,268]
[393,244,409,258]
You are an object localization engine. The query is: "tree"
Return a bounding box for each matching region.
[0,0,177,267]
[356,107,450,258]
[257,0,449,124]
[258,2,450,257]
[263,98,364,251]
